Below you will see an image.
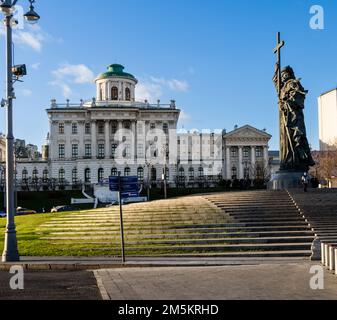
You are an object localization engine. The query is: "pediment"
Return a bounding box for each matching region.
[225,125,272,140]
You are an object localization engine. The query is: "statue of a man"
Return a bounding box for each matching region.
[273,66,315,171]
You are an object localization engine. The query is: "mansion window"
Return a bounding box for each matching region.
[111,122,118,135]
[98,122,105,135]
[111,86,118,100]
[243,147,250,158]
[178,168,185,182]
[163,123,169,134]
[231,167,237,180]
[72,168,78,185]
[151,168,157,181]
[164,167,169,180]
[85,123,91,135]
[111,168,118,176]
[72,123,78,135]
[72,144,79,159]
[98,168,104,183]
[32,169,38,181]
[59,144,65,159]
[231,147,237,158]
[137,167,144,181]
[124,121,131,130]
[22,169,28,182]
[85,144,92,158]
[125,88,131,101]
[198,167,204,178]
[98,144,105,159]
[124,167,131,177]
[256,147,263,158]
[244,167,250,180]
[42,169,49,182]
[111,143,117,159]
[59,123,65,135]
[123,144,131,159]
[59,169,65,184]
[85,168,91,183]
[189,168,195,181]
[150,123,156,130]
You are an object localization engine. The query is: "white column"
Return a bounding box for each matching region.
[91,121,97,158]
[263,146,269,166]
[105,121,110,159]
[132,121,137,163]
[226,147,231,180]
[79,121,85,158]
[251,146,256,169]
[239,147,243,179]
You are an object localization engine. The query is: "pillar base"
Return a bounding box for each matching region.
[267,170,304,190]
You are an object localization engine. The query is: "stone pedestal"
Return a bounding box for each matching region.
[268,170,304,190]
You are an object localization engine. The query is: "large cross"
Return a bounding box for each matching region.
[273,32,285,98]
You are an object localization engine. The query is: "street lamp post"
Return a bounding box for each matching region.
[1,0,40,262]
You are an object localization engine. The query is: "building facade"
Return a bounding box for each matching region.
[318,88,337,151]
[0,64,272,191]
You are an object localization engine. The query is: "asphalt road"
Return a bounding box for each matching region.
[0,270,101,300]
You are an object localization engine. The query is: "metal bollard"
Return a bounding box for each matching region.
[321,242,326,265]
[329,245,337,271]
[324,244,329,267]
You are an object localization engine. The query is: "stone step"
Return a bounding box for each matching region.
[43,230,315,239]
[73,242,313,252]
[42,236,315,245]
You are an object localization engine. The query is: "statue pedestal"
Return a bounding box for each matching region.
[268,170,304,190]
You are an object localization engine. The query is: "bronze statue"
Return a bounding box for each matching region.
[273,33,315,172]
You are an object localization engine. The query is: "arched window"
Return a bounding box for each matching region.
[111,168,118,176]
[59,169,65,183]
[198,167,204,178]
[189,167,195,181]
[179,167,185,182]
[151,167,157,181]
[231,167,237,180]
[22,169,28,182]
[124,167,131,177]
[164,167,169,180]
[85,168,91,183]
[111,86,118,101]
[98,168,104,182]
[32,169,38,181]
[72,168,78,184]
[43,169,49,182]
[125,88,131,101]
[137,167,144,181]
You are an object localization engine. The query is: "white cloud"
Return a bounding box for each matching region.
[50,63,94,98]
[135,82,162,102]
[31,62,41,70]
[0,24,62,52]
[136,76,189,102]
[179,110,192,125]
[52,64,94,84]
[21,89,32,97]
[168,79,189,92]
[49,81,72,98]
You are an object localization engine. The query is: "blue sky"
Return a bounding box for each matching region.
[0,0,336,150]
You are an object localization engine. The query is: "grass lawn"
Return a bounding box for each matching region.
[0,194,233,257]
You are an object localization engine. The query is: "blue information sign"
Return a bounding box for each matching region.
[109,176,139,199]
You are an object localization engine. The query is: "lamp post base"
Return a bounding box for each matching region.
[2,231,20,262]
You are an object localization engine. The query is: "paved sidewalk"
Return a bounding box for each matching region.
[0,256,310,270]
[0,270,101,300]
[94,263,337,300]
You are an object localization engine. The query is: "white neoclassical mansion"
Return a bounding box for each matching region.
[0,64,272,191]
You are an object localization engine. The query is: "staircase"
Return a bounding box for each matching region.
[288,189,337,243]
[37,190,315,258]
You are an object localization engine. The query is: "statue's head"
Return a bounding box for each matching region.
[281,66,295,82]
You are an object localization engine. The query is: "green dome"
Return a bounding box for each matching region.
[96,64,137,82]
